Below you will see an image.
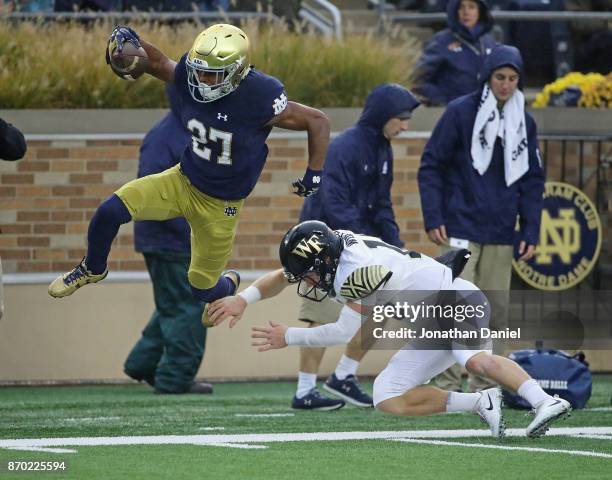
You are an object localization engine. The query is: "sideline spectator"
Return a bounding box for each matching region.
[413,0,497,106]
[0,117,27,320]
[123,1,229,12]
[268,84,419,410]
[568,0,612,74]
[123,85,213,394]
[15,0,54,11]
[418,45,545,392]
[0,118,26,161]
[55,0,122,11]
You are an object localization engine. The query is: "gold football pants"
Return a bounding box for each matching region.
[115,165,243,289]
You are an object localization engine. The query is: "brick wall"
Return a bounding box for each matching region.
[0,136,435,274]
[1,135,609,275]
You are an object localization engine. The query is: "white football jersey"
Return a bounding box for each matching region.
[331,231,449,304]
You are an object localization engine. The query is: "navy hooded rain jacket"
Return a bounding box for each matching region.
[418,45,545,246]
[301,84,420,247]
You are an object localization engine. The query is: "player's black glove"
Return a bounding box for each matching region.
[292,168,322,198]
[105,26,141,64]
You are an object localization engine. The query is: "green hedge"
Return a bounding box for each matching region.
[0,20,420,108]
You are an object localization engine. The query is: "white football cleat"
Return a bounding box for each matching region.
[474,387,506,438]
[526,395,572,438]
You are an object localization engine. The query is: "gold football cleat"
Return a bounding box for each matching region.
[48,258,108,298]
[202,270,241,327]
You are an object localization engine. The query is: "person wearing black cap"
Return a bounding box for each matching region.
[418,45,545,392]
[0,118,26,162]
[273,84,420,410]
[0,117,27,321]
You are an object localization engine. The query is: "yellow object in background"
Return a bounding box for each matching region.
[533,72,612,109]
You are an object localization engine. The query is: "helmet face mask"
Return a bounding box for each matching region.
[186,24,250,103]
[285,260,334,302]
[279,221,343,302]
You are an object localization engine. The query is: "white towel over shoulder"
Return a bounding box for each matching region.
[470,85,529,186]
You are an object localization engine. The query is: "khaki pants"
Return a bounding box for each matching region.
[0,257,4,320]
[297,296,343,324]
[431,241,513,392]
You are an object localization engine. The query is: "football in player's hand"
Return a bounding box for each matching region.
[109,42,149,81]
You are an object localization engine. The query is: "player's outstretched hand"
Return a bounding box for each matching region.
[292,168,322,198]
[208,295,247,328]
[105,26,141,64]
[251,321,288,351]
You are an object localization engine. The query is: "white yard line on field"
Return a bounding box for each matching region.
[3,447,78,454]
[199,427,226,431]
[61,417,121,423]
[208,443,268,449]
[234,414,295,418]
[1,427,612,453]
[570,434,612,440]
[393,438,612,459]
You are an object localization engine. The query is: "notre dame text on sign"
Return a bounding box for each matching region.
[513,181,602,290]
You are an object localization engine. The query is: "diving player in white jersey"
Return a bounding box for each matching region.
[208,221,572,438]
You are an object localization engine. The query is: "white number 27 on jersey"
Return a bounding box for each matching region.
[187,118,233,166]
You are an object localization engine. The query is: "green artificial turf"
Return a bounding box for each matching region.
[0,376,611,479]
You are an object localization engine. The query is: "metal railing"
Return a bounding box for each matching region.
[3,10,280,22]
[387,10,612,23]
[298,0,343,40]
[529,133,611,288]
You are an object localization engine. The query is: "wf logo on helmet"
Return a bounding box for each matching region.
[292,235,323,259]
[513,182,602,290]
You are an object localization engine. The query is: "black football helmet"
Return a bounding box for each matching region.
[279,221,344,301]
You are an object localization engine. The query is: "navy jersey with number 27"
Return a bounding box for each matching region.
[174,54,288,200]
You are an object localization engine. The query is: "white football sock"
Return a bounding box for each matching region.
[518,379,551,407]
[334,354,360,380]
[446,391,482,413]
[296,372,317,399]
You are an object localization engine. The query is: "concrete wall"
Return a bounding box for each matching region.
[2,278,610,381]
[0,280,396,382]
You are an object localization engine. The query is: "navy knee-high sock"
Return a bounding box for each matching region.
[85,194,132,274]
[191,276,236,303]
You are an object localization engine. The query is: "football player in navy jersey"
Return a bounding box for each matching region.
[48,24,330,326]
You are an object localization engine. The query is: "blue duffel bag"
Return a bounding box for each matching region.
[503,349,592,409]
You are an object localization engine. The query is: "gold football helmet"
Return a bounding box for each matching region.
[186,24,251,103]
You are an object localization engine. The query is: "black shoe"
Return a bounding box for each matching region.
[324,374,373,407]
[155,382,214,395]
[186,382,214,394]
[291,388,345,411]
[124,369,155,387]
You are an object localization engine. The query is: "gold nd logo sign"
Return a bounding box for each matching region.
[536,209,580,265]
[513,182,602,291]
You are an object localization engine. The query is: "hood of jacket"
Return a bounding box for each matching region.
[356,84,420,135]
[479,44,524,89]
[447,0,494,42]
